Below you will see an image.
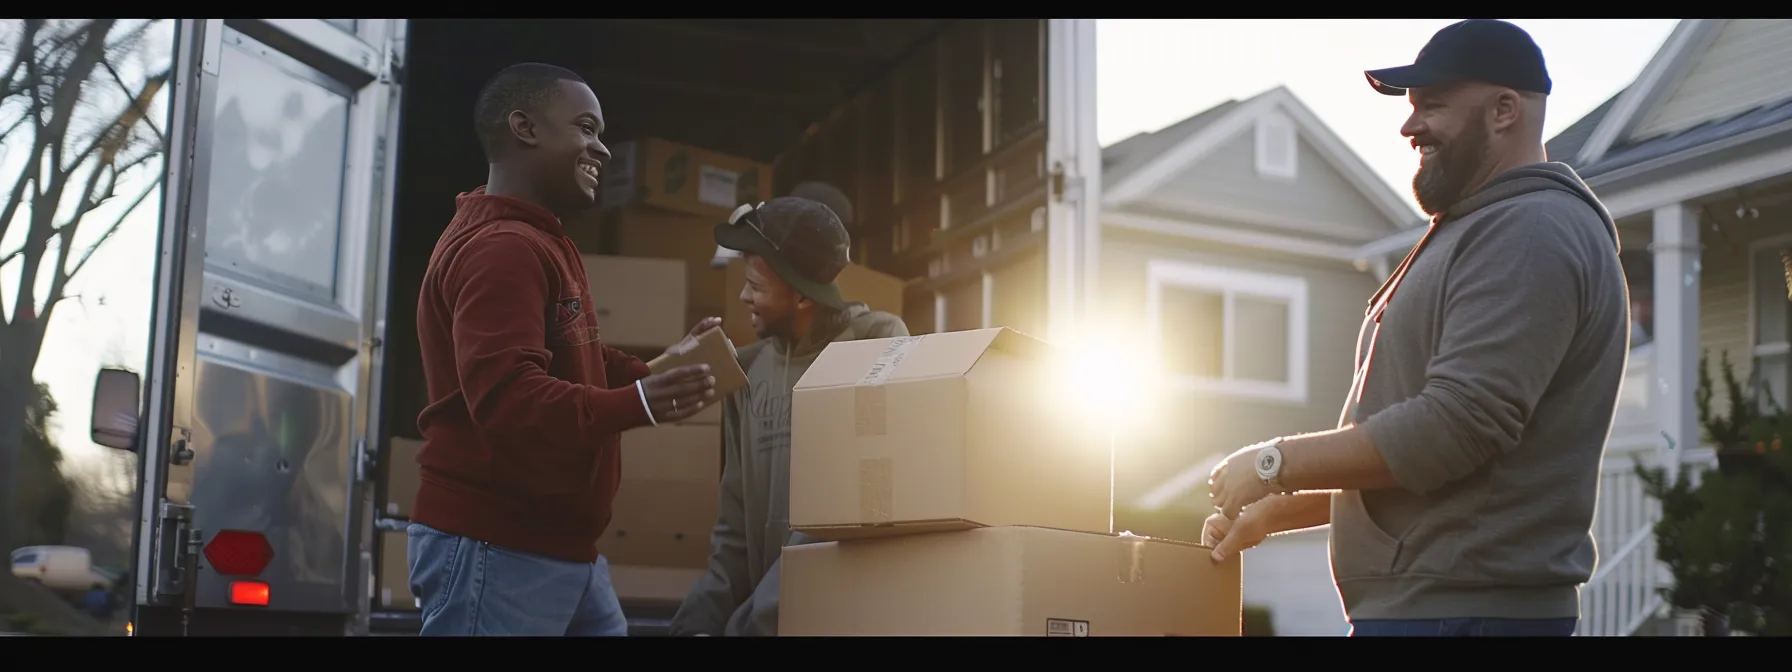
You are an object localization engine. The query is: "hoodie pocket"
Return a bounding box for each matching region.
[1329,490,1404,580]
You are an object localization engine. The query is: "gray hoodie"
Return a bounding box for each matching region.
[1330,162,1630,621]
[669,303,908,636]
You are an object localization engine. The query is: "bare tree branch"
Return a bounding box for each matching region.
[0,20,43,100]
[55,173,156,300]
[100,58,162,145]
[6,20,113,322]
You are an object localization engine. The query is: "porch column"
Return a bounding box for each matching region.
[1651,202,1701,481]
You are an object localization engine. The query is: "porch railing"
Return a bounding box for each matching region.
[1576,348,1720,636]
[1578,446,1663,637]
[1578,446,1719,636]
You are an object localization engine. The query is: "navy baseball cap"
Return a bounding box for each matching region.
[1365,19,1552,97]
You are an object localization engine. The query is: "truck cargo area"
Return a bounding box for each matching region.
[370,18,1059,635]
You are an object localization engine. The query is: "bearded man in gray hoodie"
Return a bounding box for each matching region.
[1203,19,1630,637]
[669,196,908,636]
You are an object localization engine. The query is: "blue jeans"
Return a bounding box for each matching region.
[1349,617,1578,637]
[406,523,629,637]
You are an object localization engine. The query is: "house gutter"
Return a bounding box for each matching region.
[1581,115,1792,193]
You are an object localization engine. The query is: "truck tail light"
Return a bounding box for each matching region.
[203,529,275,577]
[230,580,270,607]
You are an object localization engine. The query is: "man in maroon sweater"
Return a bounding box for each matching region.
[406,62,718,637]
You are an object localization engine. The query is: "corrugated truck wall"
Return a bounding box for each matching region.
[772,20,1050,338]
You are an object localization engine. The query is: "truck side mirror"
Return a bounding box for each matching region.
[91,368,142,452]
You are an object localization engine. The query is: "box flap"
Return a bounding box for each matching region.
[792,327,1051,391]
[646,327,749,398]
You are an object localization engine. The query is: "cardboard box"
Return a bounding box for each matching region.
[382,438,423,518]
[779,526,1242,636]
[582,254,688,349]
[376,531,417,611]
[610,565,706,606]
[600,207,730,327]
[647,326,749,403]
[722,259,907,346]
[600,424,722,568]
[602,138,772,220]
[790,328,1110,540]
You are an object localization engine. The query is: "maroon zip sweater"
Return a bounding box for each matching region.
[411,187,652,563]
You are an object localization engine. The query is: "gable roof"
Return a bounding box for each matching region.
[1545,87,1627,167]
[1102,85,1421,230]
[1566,19,1792,181]
[1572,20,1719,168]
[1102,100,1242,190]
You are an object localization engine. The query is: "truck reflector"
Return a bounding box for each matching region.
[203,529,275,577]
[230,580,270,607]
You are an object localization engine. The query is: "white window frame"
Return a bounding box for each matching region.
[1254,112,1298,181]
[1145,259,1309,404]
[1747,233,1792,403]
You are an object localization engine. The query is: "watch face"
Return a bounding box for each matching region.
[1255,447,1281,477]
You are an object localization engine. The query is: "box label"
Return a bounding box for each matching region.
[1046,618,1090,637]
[698,165,741,209]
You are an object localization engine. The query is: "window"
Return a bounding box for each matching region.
[1146,260,1309,403]
[1254,113,1298,180]
[1751,237,1792,407]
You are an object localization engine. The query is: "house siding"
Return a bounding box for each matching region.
[1632,20,1792,141]
[1133,130,1399,244]
[1097,227,1378,503]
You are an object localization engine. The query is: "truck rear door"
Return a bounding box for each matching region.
[129,18,405,624]
[774,19,1102,342]
[1043,19,1102,342]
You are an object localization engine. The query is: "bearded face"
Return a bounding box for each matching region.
[1411,106,1492,216]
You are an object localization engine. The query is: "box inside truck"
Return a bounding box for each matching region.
[371,19,1063,633]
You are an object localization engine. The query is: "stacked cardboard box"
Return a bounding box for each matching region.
[572,137,773,335]
[375,438,423,610]
[572,136,908,348]
[779,328,1242,636]
[602,327,748,604]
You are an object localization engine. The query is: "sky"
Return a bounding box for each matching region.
[6,19,1679,481]
[1095,19,1680,217]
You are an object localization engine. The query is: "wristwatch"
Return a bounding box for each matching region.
[1253,439,1289,494]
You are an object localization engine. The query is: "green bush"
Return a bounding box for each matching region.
[1637,351,1792,636]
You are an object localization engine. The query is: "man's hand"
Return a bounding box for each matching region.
[1209,444,1274,520]
[1201,510,1269,563]
[639,364,718,423]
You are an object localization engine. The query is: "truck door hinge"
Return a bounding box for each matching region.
[378,35,403,85]
[169,426,195,466]
[354,436,377,484]
[152,502,200,606]
[1051,162,1084,204]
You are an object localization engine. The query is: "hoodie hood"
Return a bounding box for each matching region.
[777,302,875,358]
[451,186,567,238]
[1444,162,1620,253]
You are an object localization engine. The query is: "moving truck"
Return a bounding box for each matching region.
[83,18,1101,636]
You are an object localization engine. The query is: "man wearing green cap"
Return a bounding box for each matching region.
[669,196,908,637]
